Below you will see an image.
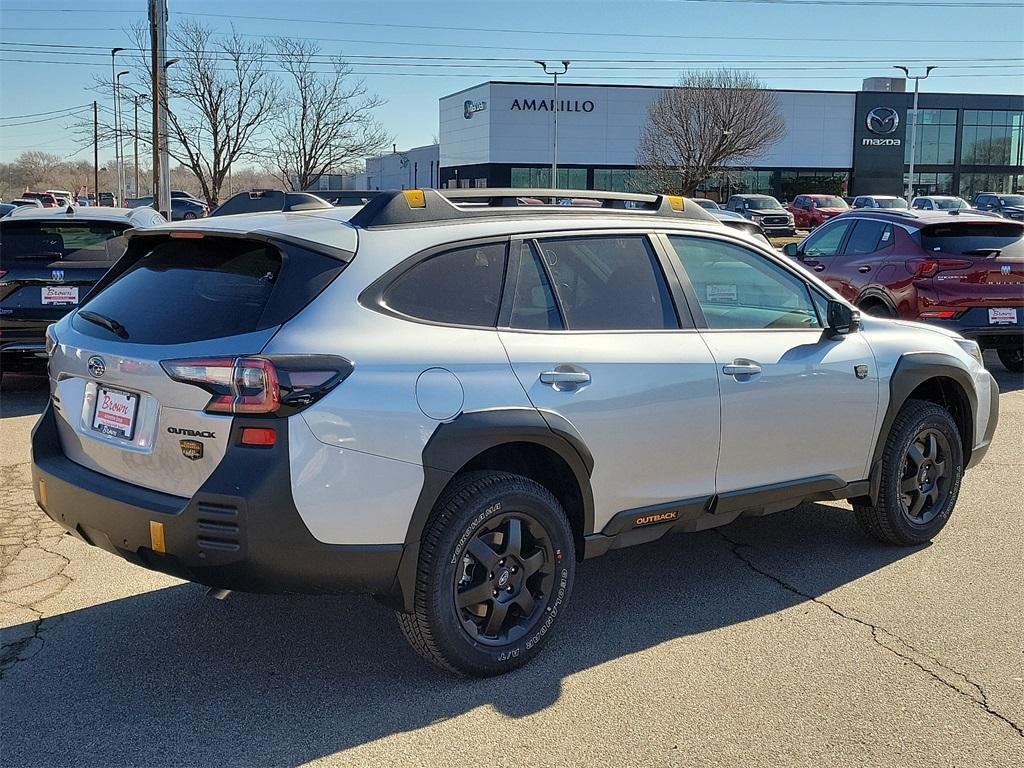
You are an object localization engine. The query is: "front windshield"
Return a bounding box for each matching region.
[933,198,970,210]
[812,197,848,208]
[875,198,908,209]
[745,197,783,210]
[998,195,1024,206]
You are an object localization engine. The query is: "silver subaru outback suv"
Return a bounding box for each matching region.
[32,189,999,677]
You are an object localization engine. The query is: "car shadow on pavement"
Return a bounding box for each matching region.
[0,372,49,418]
[1,502,921,767]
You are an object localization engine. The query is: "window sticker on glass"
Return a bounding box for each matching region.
[706,284,738,303]
[881,230,891,241]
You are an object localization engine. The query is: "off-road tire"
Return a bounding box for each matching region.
[997,347,1023,373]
[397,471,575,677]
[854,399,963,545]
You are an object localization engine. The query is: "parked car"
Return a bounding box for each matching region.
[10,198,44,209]
[789,194,850,229]
[912,196,972,211]
[852,196,908,210]
[783,209,1023,371]
[692,198,721,211]
[47,190,73,207]
[210,189,332,217]
[972,192,1024,220]
[21,191,58,208]
[32,187,998,676]
[131,195,209,221]
[724,194,795,235]
[97,192,117,207]
[0,206,166,374]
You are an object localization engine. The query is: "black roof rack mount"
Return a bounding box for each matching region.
[348,188,719,228]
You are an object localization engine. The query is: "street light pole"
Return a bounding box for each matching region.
[895,65,936,202]
[116,70,129,201]
[535,60,570,188]
[160,58,179,218]
[110,48,124,202]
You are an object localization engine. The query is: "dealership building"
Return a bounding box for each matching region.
[330,78,1023,202]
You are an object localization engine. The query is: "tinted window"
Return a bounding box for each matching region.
[534,235,676,330]
[0,221,128,262]
[812,197,847,208]
[383,242,507,326]
[745,197,783,210]
[801,220,853,258]
[844,220,893,256]
[669,236,821,330]
[509,242,562,330]
[920,223,1024,257]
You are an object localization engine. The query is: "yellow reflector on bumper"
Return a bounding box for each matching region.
[403,189,426,208]
[150,521,166,554]
[667,195,685,211]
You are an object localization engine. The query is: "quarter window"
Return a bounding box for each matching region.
[532,235,677,330]
[669,236,821,330]
[382,242,507,326]
[801,220,853,258]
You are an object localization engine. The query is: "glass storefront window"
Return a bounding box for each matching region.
[959,173,1023,200]
[511,167,587,189]
[962,110,1024,166]
[903,172,954,196]
[904,109,957,165]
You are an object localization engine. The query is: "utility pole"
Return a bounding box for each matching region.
[116,70,129,199]
[149,0,170,218]
[93,101,99,204]
[133,94,148,197]
[534,60,570,188]
[111,48,124,203]
[895,65,936,202]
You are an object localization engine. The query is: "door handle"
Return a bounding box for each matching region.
[813,264,826,272]
[722,362,762,377]
[540,367,591,390]
[858,265,871,273]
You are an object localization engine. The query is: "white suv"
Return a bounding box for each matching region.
[32,189,999,676]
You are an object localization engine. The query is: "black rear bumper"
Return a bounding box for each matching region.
[30,402,403,596]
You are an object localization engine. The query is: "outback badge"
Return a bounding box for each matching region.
[180,439,204,461]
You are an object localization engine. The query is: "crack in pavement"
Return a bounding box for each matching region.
[717,530,1024,739]
[0,461,73,677]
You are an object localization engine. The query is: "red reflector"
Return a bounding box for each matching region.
[920,310,957,319]
[169,231,205,239]
[241,427,276,446]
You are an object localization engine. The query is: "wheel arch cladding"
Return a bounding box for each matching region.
[866,353,976,504]
[387,407,594,613]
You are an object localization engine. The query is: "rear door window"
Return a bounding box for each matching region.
[920,222,1024,256]
[382,242,507,327]
[844,220,893,256]
[509,242,563,330]
[532,234,677,331]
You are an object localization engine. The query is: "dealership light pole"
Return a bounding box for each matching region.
[110,48,124,202]
[116,70,130,202]
[895,65,936,201]
[535,60,570,188]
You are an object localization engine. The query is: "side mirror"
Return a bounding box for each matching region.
[826,300,860,338]
[783,242,801,258]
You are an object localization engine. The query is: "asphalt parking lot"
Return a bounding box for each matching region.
[1,358,1022,768]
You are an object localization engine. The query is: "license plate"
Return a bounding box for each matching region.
[41,285,79,305]
[92,386,139,440]
[988,308,1018,325]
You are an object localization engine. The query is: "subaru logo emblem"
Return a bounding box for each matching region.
[1002,264,1012,276]
[866,107,900,135]
[87,355,106,377]
[51,269,65,282]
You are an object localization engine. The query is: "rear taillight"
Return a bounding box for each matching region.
[160,355,352,416]
[919,310,958,319]
[0,269,7,281]
[906,258,973,278]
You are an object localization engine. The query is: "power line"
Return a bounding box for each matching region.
[0,102,93,120]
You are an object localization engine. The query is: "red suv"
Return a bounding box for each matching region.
[789,194,850,229]
[21,191,58,208]
[783,210,1024,372]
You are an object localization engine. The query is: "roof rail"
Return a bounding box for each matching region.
[348,188,719,228]
[845,208,920,219]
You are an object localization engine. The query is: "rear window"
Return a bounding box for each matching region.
[74,236,346,344]
[919,223,1024,257]
[0,221,128,263]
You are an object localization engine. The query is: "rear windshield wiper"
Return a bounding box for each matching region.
[79,310,129,339]
[960,248,1003,256]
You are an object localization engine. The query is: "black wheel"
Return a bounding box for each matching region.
[854,399,963,545]
[859,300,895,318]
[997,347,1023,373]
[397,471,575,676]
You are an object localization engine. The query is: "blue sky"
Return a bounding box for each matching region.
[1,0,1022,165]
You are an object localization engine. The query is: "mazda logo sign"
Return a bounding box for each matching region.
[866,107,900,135]
[87,355,106,377]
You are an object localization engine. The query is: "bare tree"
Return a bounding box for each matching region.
[637,70,785,196]
[267,38,389,191]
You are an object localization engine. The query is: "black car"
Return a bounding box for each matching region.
[0,207,165,374]
[973,192,1024,220]
[210,189,332,217]
[130,196,209,221]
